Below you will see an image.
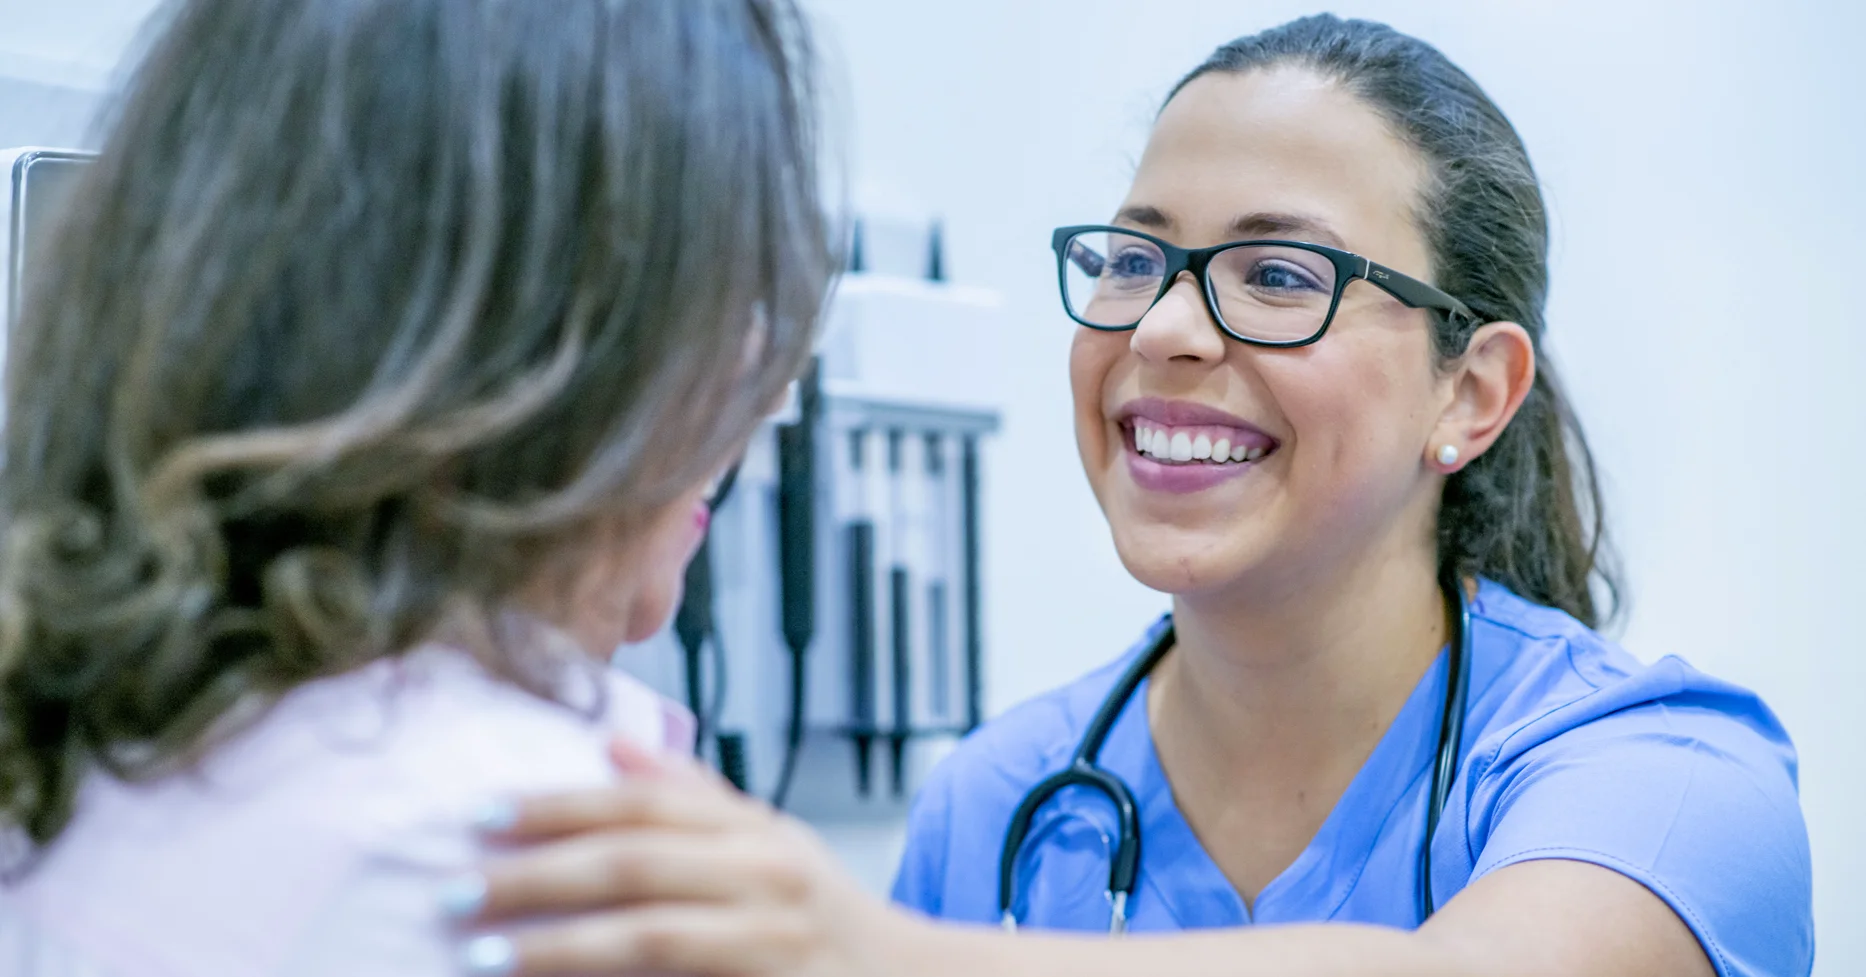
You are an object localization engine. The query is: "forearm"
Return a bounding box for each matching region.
[475,761,1714,977]
[894,918,1476,977]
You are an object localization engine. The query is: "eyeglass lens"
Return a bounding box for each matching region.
[1061,229,1340,343]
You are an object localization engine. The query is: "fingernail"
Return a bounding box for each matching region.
[461,934,516,976]
[436,873,487,918]
[471,799,518,833]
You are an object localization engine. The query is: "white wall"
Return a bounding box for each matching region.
[2,0,1860,971]
[0,0,150,85]
[0,0,128,149]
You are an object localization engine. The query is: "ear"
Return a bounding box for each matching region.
[1428,321,1536,472]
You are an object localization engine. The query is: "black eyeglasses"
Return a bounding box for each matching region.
[1052,224,1478,348]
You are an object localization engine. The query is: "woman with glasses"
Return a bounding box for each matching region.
[440,15,1812,977]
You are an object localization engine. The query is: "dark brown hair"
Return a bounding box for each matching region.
[0,0,830,846]
[1172,14,1622,627]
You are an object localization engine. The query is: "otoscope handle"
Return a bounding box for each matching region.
[770,360,821,810]
[776,364,819,651]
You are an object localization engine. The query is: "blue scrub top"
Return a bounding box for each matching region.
[891,580,1813,977]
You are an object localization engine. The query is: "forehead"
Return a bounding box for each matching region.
[1125,67,1429,256]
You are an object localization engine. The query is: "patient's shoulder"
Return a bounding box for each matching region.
[184,646,678,830]
[300,647,681,816]
[0,646,689,976]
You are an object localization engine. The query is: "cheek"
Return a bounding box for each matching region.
[1069,330,1127,457]
[624,500,709,635]
[1273,325,1438,505]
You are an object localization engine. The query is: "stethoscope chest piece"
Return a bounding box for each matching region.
[999,889,1127,935]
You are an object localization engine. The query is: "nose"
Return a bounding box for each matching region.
[1130,273,1227,364]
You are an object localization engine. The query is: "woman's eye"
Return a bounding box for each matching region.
[1108,248,1162,279]
[1248,261,1323,292]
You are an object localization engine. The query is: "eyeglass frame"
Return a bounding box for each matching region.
[1051,224,1481,348]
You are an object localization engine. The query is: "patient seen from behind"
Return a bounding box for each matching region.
[0,0,828,972]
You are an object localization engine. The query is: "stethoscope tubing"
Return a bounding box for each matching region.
[1417,569,1473,920]
[997,572,1474,934]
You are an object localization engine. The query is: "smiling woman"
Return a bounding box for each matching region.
[907,20,1810,971]
[433,14,1811,977]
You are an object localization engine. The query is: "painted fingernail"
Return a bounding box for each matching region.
[436,873,487,918]
[471,799,518,833]
[461,934,516,976]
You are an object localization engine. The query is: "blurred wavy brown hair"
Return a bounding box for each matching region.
[0,0,830,847]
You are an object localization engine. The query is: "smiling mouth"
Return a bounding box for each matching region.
[1124,420,1279,466]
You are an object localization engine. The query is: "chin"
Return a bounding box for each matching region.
[1107,518,1260,597]
[561,583,681,656]
[620,578,683,645]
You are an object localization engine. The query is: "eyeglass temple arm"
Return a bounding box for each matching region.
[1361,258,1478,324]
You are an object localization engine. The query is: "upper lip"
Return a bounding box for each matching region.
[1115,397,1279,442]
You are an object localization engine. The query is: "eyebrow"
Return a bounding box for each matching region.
[1111,206,1348,251]
[1226,211,1347,250]
[1114,205,1172,230]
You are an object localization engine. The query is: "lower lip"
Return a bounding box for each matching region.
[1123,441,1264,494]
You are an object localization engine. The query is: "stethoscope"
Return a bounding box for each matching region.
[996,569,1474,934]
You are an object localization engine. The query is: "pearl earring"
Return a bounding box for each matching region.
[1436,444,1460,466]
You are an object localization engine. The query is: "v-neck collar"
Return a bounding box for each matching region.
[1096,642,1453,928]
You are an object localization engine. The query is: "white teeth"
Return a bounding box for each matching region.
[1169,432,1193,462]
[1132,422,1273,465]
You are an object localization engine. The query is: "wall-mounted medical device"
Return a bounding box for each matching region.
[620,204,1006,818]
[623,228,1006,820]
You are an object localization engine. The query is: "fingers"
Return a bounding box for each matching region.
[609,737,739,792]
[456,745,825,974]
[487,906,814,976]
[489,776,766,843]
[475,830,813,921]
[608,737,711,781]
